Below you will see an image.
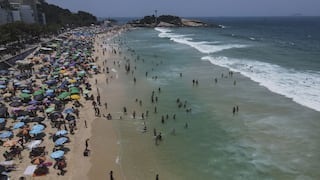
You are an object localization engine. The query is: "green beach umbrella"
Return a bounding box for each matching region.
[45,107,55,113]
[83,90,90,94]
[77,71,86,77]
[33,90,45,96]
[57,92,70,99]
[70,87,80,94]
[20,93,31,99]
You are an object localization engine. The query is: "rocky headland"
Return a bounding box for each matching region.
[128,15,220,28]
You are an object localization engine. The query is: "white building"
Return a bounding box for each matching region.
[0,8,10,25]
[11,10,21,22]
[19,5,35,23]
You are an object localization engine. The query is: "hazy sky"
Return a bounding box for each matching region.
[46,0,320,17]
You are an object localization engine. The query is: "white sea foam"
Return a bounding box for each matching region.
[155,27,247,54]
[201,56,320,112]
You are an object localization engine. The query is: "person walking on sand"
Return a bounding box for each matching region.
[156,174,159,180]
[85,138,89,150]
[109,170,114,180]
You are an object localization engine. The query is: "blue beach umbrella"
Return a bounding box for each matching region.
[0,118,5,123]
[55,130,68,136]
[0,85,6,89]
[13,122,25,129]
[50,150,64,159]
[55,137,68,145]
[63,108,74,114]
[0,131,13,139]
[22,89,31,94]
[32,124,45,131]
[29,129,43,135]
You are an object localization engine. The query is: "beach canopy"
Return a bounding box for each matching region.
[50,150,64,159]
[55,137,68,145]
[55,130,68,136]
[0,131,13,139]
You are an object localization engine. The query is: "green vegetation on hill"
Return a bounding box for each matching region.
[0,0,98,46]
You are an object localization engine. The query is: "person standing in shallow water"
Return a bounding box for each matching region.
[156,174,159,180]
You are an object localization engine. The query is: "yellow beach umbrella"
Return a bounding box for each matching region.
[70,94,80,100]
[59,69,66,74]
[69,79,77,83]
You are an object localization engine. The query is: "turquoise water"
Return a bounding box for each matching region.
[109,17,320,180]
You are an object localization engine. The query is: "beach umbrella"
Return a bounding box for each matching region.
[33,90,45,96]
[55,137,68,146]
[63,108,74,114]
[34,94,44,101]
[0,118,5,123]
[57,92,70,100]
[45,107,55,113]
[50,150,64,159]
[27,106,37,111]
[69,79,77,83]
[70,94,80,100]
[22,89,31,94]
[20,93,31,99]
[31,156,46,165]
[27,140,42,149]
[29,129,43,135]
[32,124,45,131]
[66,114,75,121]
[0,85,6,89]
[13,122,25,129]
[45,80,56,85]
[0,131,13,139]
[55,130,68,136]
[0,81,6,85]
[70,87,80,94]
[28,100,39,105]
[3,140,17,147]
[9,101,22,107]
[83,90,90,94]
[32,117,45,123]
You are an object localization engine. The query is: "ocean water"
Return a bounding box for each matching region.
[109,17,320,180]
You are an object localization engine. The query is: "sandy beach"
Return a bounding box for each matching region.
[0,26,129,180]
